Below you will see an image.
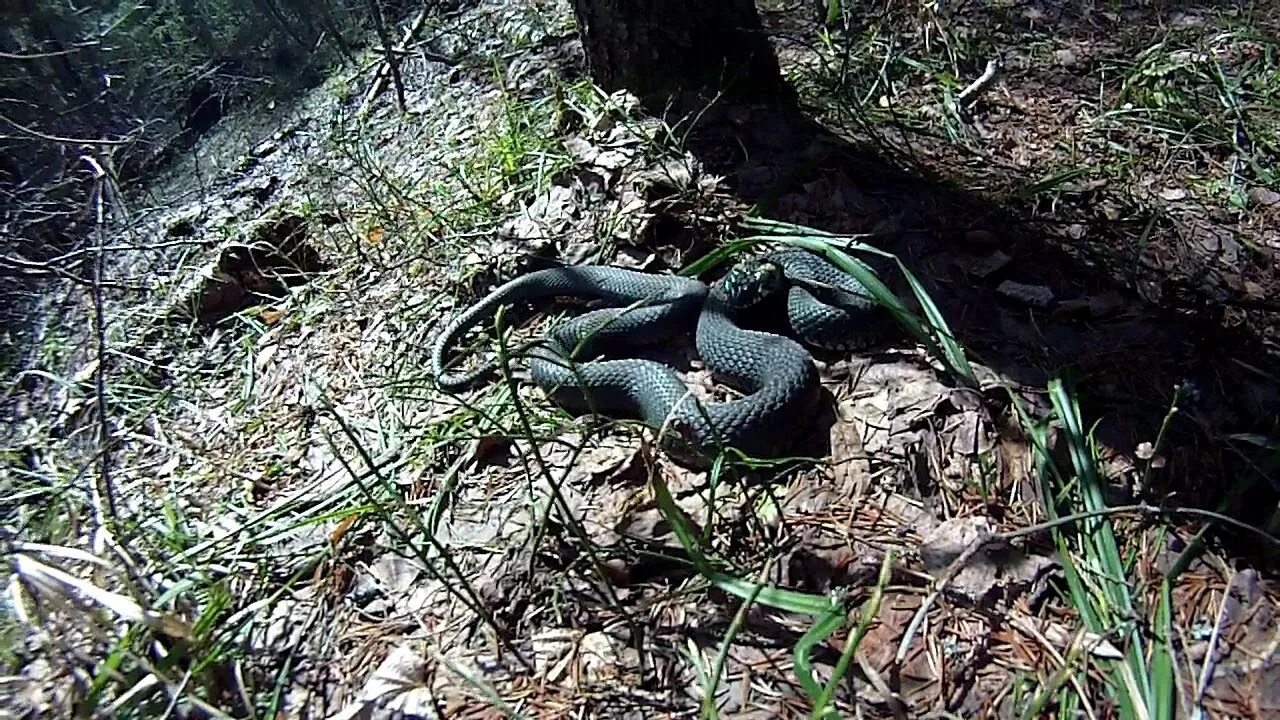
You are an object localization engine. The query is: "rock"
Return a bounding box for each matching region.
[958,250,1012,280]
[252,139,278,158]
[1054,298,1092,317]
[1088,290,1126,318]
[1249,186,1280,207]
[963,229,1000,247]
[232,174,280,203]
[997,280,1054,308]
[1053,48,1079,67]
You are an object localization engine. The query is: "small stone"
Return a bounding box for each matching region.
[1054,298,1092,317]
[1088,291,1126,318]
[997,280,1055,308]
[1208,207,1236,223]
[959,250,1013,280]
[963,229,1000,247]
[1053,48,1079,67]
[1159,187,1188,201]
[252,140,278,158]
[601,558,631,585]
[1248,186,1280,207]
[1098,201,1123,221]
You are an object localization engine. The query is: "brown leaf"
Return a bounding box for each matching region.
[329,513,359,545]
[920,517,1056,608]
[829,417,870,496]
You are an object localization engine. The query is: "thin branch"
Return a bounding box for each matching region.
[952,56,1001,113]
[1,113,134,146]
[82,154,123,542]
[358,7,428,119]
[0,253,133,289]
[894,503,1280,665]
[0,42,99,60]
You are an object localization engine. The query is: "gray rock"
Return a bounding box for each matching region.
[1249,186,1280,207]
[959,250,1012,280]
[963,229,1000,247]
[997,280,1055,308]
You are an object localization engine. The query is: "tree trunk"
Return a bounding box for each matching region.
[571,0,793,111]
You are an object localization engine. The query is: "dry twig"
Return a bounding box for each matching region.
[952,56,1001,114]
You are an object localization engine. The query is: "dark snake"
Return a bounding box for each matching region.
[431,248,886,465]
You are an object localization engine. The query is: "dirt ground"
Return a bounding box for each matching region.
[4,1,1277,718]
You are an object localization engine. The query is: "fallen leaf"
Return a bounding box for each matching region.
[329,514,359,545]
[1007,612,1124,660]
[330,644,435,720]
[920,517,1056,607]
[829,416,870,496]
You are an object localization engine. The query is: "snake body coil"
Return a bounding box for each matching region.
[430,250,884,464]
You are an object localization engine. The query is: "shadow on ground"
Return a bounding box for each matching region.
[671,96,1277,559]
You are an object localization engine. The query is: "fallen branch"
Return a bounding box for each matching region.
[357,7,429,119]
[952,55,1002,114]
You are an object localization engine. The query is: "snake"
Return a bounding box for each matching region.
[430,248,885,465]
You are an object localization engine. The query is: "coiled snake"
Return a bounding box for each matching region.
[431,248,886,465]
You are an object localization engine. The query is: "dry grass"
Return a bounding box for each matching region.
[3,1,1277,719]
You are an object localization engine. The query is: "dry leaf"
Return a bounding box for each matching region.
[330,644,435,720]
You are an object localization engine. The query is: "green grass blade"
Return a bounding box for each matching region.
[687,216,975,387]
[650,461,853,715]
[792,604,847,709]
[812,550,894,719]
[1047,378,1153,718]
[1151,580,1176,720]
[776,233,975,385]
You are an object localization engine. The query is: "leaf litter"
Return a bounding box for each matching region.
[3,0,1277,717]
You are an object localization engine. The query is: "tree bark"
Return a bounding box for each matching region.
[571,0,793,111]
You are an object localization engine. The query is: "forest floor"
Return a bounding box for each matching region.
[4,1,1279,718]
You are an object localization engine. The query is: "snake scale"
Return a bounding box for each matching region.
[431,248,886,465]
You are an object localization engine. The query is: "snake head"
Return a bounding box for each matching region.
[719,259,784,309]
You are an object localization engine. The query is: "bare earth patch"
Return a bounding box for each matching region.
[4,1,1277,719]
